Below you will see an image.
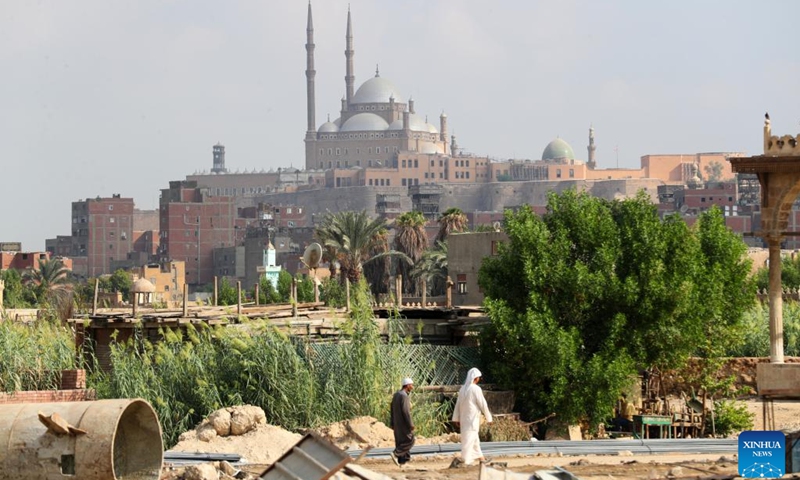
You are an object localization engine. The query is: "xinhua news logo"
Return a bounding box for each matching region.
[738,430,785,478]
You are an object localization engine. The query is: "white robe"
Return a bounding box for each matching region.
[452,383,493,465]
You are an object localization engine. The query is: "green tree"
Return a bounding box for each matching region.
[217,277,239,306]
[436,207,468,244]
[108,269,133,298]
[363,228,391,296]
[394,211,428,295]
[411,241,448,296]
[754,254,800,291]
[254,275,281,304]
[315,210,408,284]
[0,269,33,308]
[478,190,754,428]
[23,258,72,310]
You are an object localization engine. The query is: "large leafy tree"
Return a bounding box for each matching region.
[394,211,428,295]
[478,190,754,427]
[436,207,468,244]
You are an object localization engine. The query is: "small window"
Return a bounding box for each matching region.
[109,217,115,223]
[569,169,574,178]
[556,169,562,178]
[402,178,407,186]
[457,274,467,294]
[108,205,113,211]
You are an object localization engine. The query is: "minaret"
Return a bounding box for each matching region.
[587,125,597,169]
[305,3,317,169]
[345,7,355,106]
[440,112,448,142]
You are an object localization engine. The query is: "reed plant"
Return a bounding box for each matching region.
[0,319,76,392]
[91,280,454,446]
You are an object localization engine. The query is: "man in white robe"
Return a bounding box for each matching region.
[452,367,493,465]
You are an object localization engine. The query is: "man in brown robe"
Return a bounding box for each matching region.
[389,377,415,465]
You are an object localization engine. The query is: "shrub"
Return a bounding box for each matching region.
[711,399,754,437]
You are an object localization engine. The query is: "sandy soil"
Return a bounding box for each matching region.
[182,398,800,479]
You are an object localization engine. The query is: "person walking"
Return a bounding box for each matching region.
[452,367,493,465]
[389,377,415,466]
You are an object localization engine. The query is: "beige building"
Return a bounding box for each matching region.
[135,261,186,307]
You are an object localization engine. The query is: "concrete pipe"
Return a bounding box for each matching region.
[0,398,163,480]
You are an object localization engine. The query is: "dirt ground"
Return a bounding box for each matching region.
[190,398,800,479]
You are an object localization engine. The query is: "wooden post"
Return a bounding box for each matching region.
[292,277,298,318]
[345,278,351,312]
[213,276,219,307]
[445,276,453,308]
[182,284,188,317]
[92,278,99,315]
[313,272,319,303]
[421,278,427,307]
[132,292,138,317]
[396,275,403,307]
[0,278,4,310]
[255,283,260,306]
[236,281,242,316]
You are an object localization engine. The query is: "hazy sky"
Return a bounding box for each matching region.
[2,1,799,250]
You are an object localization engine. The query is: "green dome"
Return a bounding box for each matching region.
[542,138,575,161]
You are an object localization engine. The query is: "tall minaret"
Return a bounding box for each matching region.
[305,3,317,169]
[587,125,597,169]
[345,7,355,106]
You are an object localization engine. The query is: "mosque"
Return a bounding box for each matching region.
[302,5,594,189]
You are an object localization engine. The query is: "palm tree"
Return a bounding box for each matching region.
[362,227,391,296]
[436,207,468,244]
[23,258,73,317]
[315,210,408,284]
[411,241,448,296]
[394,211,428,294]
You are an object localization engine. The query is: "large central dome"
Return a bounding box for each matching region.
[352,76,405,104]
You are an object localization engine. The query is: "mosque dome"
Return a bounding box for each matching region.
[387,114,439,133]
[318,120,339,133]
[340,113,390,132]
[352,76,405,104]
[542,138,575,161]
[419,142,444,154]
[132,278,156,293]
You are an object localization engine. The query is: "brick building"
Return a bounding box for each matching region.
[158,180,246,286]
[70,195,135,278]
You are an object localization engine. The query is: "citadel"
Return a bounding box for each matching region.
[31,5,760,291]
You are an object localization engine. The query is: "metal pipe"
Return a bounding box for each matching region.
[0,399,163,480]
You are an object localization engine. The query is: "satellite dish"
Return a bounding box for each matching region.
[492,221,502,232]
[679,204,689,214]
[303,242,322,269]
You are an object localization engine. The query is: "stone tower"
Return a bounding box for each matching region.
[304,3,317,165]
[345,7,355,105]
[587,125,597,169]
[211,143,227,174]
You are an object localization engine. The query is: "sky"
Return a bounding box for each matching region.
[2,1,799,250]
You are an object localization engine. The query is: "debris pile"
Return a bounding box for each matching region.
[314,416,395,450]
[171,406,302,465]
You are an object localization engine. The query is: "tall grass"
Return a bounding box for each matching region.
[91,280,452,446]
[0,320,76,392]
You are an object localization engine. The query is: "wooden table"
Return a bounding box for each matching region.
[633,414,672,439]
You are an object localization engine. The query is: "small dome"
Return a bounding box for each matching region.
[318,121,339,133]
[387,114,438,133]
[340,113,390,132]
[352,76,405,104]
[419,142,444,154]
[132,278,156,293]
[542,138,575,161]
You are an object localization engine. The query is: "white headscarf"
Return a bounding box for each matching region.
[460,367,482,397]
